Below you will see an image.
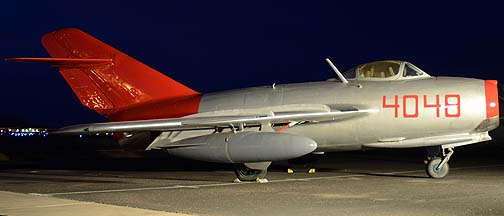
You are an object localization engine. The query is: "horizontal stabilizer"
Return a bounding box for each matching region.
[5,57,113,67]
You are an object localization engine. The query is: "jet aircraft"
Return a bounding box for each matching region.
[7,28,500,181]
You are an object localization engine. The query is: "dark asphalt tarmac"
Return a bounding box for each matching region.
[1,139,504,216]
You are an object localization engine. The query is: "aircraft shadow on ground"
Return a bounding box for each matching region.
[347,171,429,179]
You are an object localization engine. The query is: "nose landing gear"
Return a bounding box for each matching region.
[426,147,454,179]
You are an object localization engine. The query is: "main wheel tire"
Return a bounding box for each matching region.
[234,165,267,181]
[426,158,449,179]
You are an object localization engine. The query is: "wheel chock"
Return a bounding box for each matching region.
[307,168,316,174]
[233,178,242,183]
[287,168,295,174]
[256,178,269,183]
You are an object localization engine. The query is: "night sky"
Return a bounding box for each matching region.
[1,1,503,128]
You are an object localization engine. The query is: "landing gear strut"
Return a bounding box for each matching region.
[425,147,454,179]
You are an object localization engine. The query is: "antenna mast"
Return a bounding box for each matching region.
[325,58,348,84]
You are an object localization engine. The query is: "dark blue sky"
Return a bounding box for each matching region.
[1,1,503,127]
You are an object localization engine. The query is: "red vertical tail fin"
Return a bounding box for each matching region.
[37,28,199,118]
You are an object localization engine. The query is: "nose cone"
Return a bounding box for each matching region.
[485,80,499,119]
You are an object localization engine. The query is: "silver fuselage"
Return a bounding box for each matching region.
[195,77,497,152]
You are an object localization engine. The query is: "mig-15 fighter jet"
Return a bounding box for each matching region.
[7,28,500,181]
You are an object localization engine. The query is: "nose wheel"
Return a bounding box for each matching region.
[426,157,449,178]
[425,147,454,179]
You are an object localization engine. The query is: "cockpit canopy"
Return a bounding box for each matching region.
[341,60,430,81]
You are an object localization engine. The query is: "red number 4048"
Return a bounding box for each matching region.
[382,94,460,118]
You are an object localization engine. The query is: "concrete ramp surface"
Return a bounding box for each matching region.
[0,191,191,216]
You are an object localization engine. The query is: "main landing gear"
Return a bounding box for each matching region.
[234,165,267,182]
[425,146,454,179]
[233,162,270,183]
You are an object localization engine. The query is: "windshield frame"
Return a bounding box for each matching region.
[339,61,431,82]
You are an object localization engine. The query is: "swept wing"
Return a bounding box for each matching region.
[54,105,375,134]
